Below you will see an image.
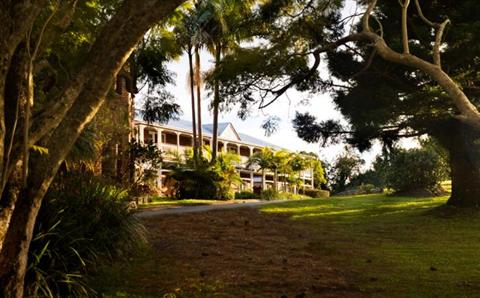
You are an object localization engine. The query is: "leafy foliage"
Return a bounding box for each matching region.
[141,90,181,124]
[247,147,326,192]
[167,150,241,200]
[260,189,278,201]
[235,191,259,200]
[204,0,343,118]
[211,152,242,199]
[261,116,281,137]
[130,141,163,193]
[169,163,222,199]
[302,189,330,198]
[327,148,364,193]
[26,174,146,297]
[384,147,449,194]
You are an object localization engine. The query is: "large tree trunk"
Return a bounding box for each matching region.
[448,145,480,207]
[0,0,184,296]
[432,120,480,207]
[0,185,43,297]
[211,43,221,162]
[0,1,43,197]
[0,42,29,247]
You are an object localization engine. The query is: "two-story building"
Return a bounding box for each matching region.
[134,118,315,194]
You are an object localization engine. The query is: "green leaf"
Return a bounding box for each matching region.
[31,145,49,155]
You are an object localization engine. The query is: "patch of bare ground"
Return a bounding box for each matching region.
[138,208,363,298]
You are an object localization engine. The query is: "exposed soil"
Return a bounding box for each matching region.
[136,208,364,298]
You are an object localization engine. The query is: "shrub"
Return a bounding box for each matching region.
[259,190,310,200]
[260,189,279,201]
[385,148,449,194]
[25,174,147,297]
[167,152,241,200]
[235,191,259,200]
[277,191,310,200]
[304,189,330,198]
[358,183,381,194]
[168,166,221,200]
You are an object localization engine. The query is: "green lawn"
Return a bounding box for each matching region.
[261,194,480,297]
[138,198,224,209]
[97,194,480,297]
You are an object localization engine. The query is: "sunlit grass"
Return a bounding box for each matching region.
[261,194,480,297]
[138,198,223,209]
[441,180,452,192]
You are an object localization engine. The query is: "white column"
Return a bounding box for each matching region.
[249,147,253,156]
[223,141,229,153]
[138,124,145,144]
[236,145,240,155]
[156,128,162,149]
[176,132,180,152]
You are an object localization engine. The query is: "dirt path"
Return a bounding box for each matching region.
[121,208,363,297]
[136,199,311,218]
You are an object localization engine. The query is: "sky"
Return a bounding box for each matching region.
[138,0,417,168]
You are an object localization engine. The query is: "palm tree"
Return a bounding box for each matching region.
[203,0,255,162]
[177,0,255,162]
[247,147,274,190]
[174,11,199,162]
[287,153,308,194]
[191,0,212,158]
[273,149,290,191]
[194,46,203,156]
[213,151,242,198]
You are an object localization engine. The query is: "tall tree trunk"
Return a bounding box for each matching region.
[432,119,480,207]
[194,46,203,157]
[0,185,43,297]
[0,0,43,199]
[0,1,184,295]
[448,143,480,207]
[211,43,221,162]
[0,42,29,247]
[187,47,198,162]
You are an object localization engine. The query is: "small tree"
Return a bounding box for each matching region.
[247,147,275,189]
[212,152,242,199]
[328,148,364,193]
[300,151,327,189]
[130,141,163,194]
[286,153,308,193]
[168,148,241,200]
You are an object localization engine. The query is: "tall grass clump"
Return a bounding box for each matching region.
[25,173,147,297]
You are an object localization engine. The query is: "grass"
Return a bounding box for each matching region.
[441,180,452,192]
[138,197,224,209]
[261,194,480,297]
[96,193,480,297]
[138,192,311,209]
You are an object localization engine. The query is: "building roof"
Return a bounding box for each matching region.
[135,115,282,149]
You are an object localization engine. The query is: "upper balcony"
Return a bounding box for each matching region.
[136,124,260,167]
